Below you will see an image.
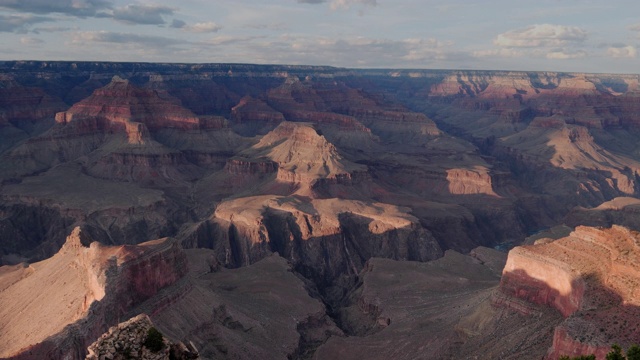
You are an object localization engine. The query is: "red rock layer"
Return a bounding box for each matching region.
[0,78,66,126]
[230,96,285,125]
[0,227,188,359]
[54,76,201,136]
[497,225,640,359]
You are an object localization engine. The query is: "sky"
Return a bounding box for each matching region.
[0,0,639,74]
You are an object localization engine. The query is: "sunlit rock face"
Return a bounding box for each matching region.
[0,227,188,360]
[55,76,201,134]
[497,225,640,359]
[4,63,640,262]
[4,62,640,359]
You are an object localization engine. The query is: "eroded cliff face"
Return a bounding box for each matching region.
[7,63,637,263]
[3,62,640,359]
[496,225,640,359]
[188,196,443,291]
[411,70,640,212]
[55,76,201,133]
[0,227,188,359]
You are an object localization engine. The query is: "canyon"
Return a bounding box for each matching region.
[1,61,640,359]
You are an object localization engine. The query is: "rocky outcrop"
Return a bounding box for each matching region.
[500,246,584,317]
[0,227,188,359]
[229,96,285,135]
[150,251,343,360]
[190,196,443,290]
[497,225,640,358]
[0,76,66,127]
[55,76,201,134]
[445,166,497,196]
[312,249,551,360]
[5,62,640,359]
[86,314,198,360]
[147,73,241,116]
[225,122,370,197]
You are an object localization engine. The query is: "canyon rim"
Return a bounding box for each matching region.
[1,61,640,359]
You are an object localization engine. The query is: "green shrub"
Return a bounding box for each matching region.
[606,344,625,360]
[560,355,595,360]
[628,344,640,360]
[144,327,164,353]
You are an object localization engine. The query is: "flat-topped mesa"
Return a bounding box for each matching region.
[208,195,443,274]
[54,76,202,137]
[429,72,599,98]
[0,227,188,359]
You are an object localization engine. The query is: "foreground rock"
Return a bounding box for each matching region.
[147,250,343,360]
[0,227,187,359]
[86,314,198,360]
[312,248,562,360]
[498,225,640,359]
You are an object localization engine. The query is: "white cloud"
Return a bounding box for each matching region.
[473,48,523,58]
[20,37,44,45]
[546,50,586,59]
[200,35,265,46]
[183,22,222,33]
[0,13,53,33]
[607,45,637,58]
[72,31,184,47]
[111,4,175,25]
[263,35,464,67]
[297,0,377,10]
[494,24,587,48]
[627,23,640,32]
[329,0,377,10]
[0,0,112,17]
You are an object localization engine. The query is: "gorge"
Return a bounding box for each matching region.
[1,61,640,359]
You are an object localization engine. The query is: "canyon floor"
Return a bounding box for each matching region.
[2,62,640,359]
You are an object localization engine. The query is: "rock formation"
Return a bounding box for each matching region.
[86,314,198,360]
[54,76,200,134]
[3,62,640,359]
[0,227,187,359]
[148,250,342,360]
[497,225,640,359]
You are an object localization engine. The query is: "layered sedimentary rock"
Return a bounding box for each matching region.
[0,75,66,127]
[9,62,634,260]
[149,250,342,360]
[564,197,640,232]
[4,62,640,359]
[219,121,372,198]
[229,96,285,135]
[0,75,67,153]
[312,248,562,360]
[147,73,241,116]
[0,227,188,359]
[497,225,640,358]
[189,195,443,289]
[55,76,200,134]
